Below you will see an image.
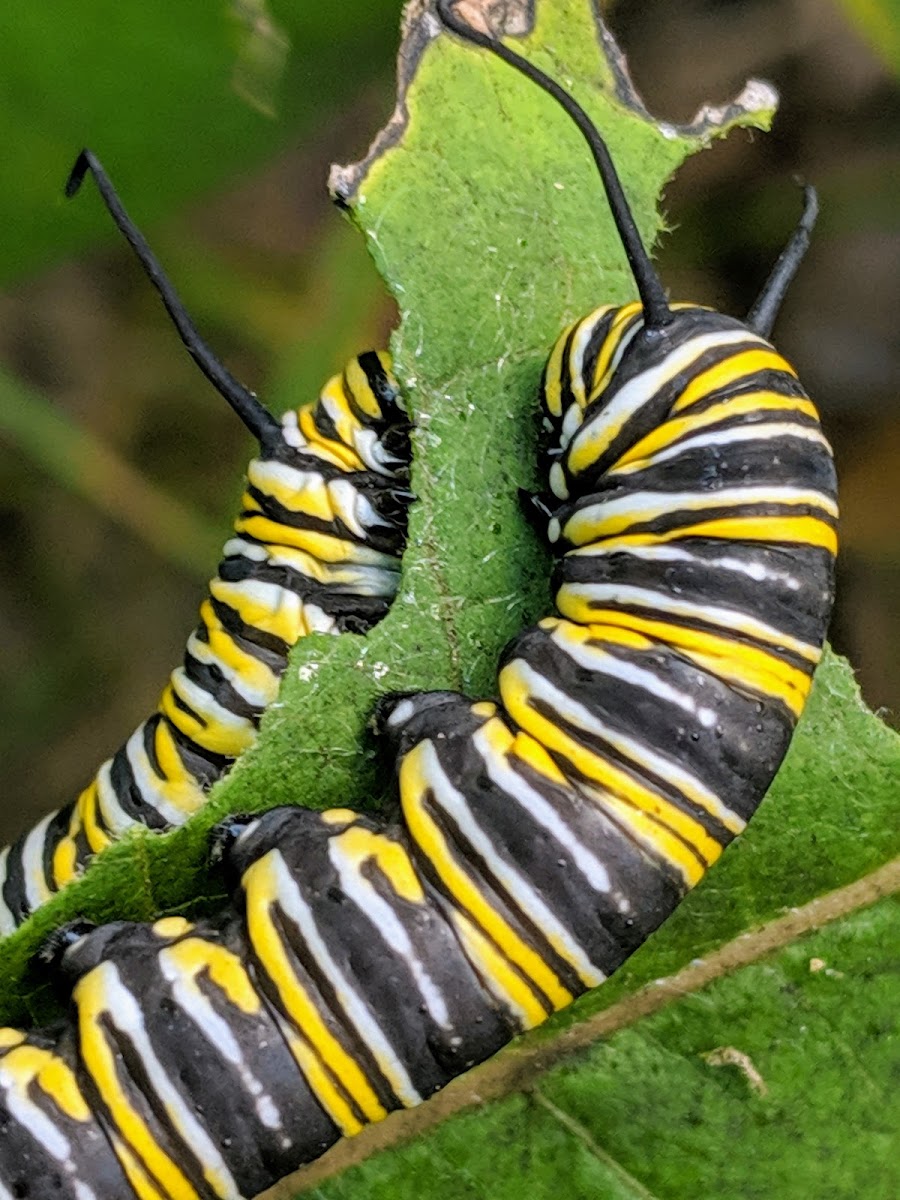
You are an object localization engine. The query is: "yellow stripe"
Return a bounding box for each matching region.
[76,782,113,855]
[161,938,261,1015]
[152,917,192,939]
[4,1044,92,1122]
[400,746,571,1014]
[543,319,578,419]
[245,463,334,520]
[479,713,569,788]
[671,348,797,414]
[208,577,306,642]
[196,601,280,702]
[158,683,255,760]
[582,785,714,885]
[298,402,364,472]
[52,830,79,888]
[564,488,836,545]
[149,720,203,796]
[611,391,821,471]
[320,375,366,452]
[343,354,386,420]
[449,909,550,1028]
[540,613,654,653]
[499,663,718,883]
[320,808,359,827]
[588,301,643,397]
[232,515,363,566]
[331,826,426,904]
[135,722,209,815]
[567,336,773,479]
[279,1026,363,1137]
[38,1054,92,1121]
[538,620,745,834]
[577,608,814,716]
[586,514,838,556]
[556,583,819,664]
[242,853,387,1126]
[110,1134,170,1200]
[74,970,201,1200]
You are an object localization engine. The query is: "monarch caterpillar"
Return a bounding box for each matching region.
[0,2,838,1194]
[0,151,413,934]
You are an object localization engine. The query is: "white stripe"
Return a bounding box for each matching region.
[159,946,283,1132]
[222,535,398,591]
[543,630,745,832]
[122,726,203,828]
[270,851,422,1107]
[21,813,54,913]
[423,743,606,986]
[211,576,303,627]
[559,581,819,660]
[168,667,257,738]
[506,651,743,834]
[92,964,241,1198]
[471,725,618,905]
[210,578,339,632]
[352,425,393,473]
[276,406,398,475]
[568,307,613,412]
[0,849,16,936]
[302,604,337,634]
[560,313,645,445]
[565,329,766,459]
[565,541,805,590]
[565,483,839,544]
[277,410,308,452]
[185,632,277,710]
[246,459,326,508]
[541,627,713,722]
[327,838,452,1028]
[328,478,383,538]
[588,313,643,396]
[611,421,831,474]
[94,759,138,838]
[221,535,267,561]
[0,1052,72,1163]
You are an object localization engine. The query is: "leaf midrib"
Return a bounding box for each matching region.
[262,855,900,1200]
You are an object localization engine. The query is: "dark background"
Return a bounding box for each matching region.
[0,0,896,845]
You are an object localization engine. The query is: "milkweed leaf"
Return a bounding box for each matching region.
[1,13,896,1200]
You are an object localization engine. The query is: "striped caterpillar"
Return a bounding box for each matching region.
[0,4,836,1196]
[0,152,413,933]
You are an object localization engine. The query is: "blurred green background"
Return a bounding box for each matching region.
[0,0,896,846]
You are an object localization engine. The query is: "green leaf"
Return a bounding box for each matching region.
[2,10,897,1195]
[0,0,783,1017]
[263,636,900,1196]
[279,880,900,1200]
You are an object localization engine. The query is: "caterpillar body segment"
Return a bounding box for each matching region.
[0,808,520,1200]
[381,301,836,953]
[0,150,414,933]
[0,6,841,1193]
